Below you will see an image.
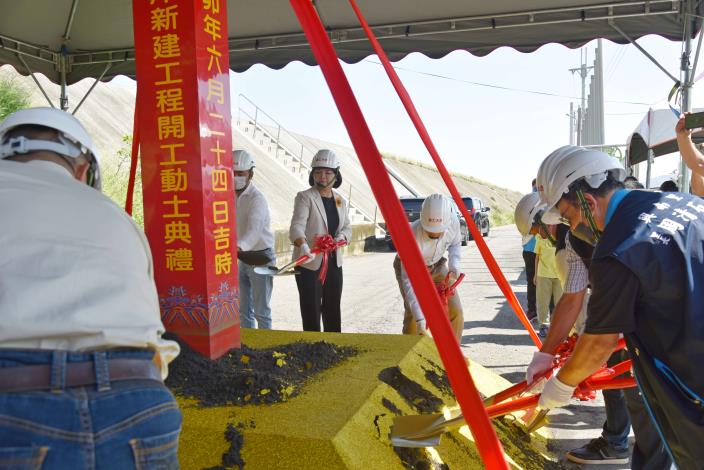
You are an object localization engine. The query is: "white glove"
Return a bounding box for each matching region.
[335,234,346,244]
[538,376,575,409]
[526,351,555,384]
[416,319,427,335]
[300,243,315,260]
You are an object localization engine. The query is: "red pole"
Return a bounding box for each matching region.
[288,1,508,468]
[346,0,541,348]
[125,99,139,216]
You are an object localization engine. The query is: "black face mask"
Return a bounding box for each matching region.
[315,180,335,190]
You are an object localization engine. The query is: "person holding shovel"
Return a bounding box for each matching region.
[234,149,276,329]
[536,145,703,468]
[393,194,464,341]
[289,149,352,332]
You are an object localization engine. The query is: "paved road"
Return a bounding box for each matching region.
[269,225,630,469]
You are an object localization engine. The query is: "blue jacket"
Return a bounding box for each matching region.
[592,190,704,468]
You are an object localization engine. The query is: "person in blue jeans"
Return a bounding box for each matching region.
[234,149,276,329]
[0,108,181,469]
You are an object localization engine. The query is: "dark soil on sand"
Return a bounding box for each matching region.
[164,333,358,407]
[378,366,444,413]
[203,422,248,470]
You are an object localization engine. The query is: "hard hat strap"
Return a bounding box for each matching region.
[576,189,601,243]
[538,219,557,247]
[0,136,83,160]
[0,135,100,190]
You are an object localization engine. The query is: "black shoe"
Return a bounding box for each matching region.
[526,310,537,321]
[566,437,629,465]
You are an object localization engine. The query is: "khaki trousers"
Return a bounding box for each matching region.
[535,275,563,327]
[393,256,464,341]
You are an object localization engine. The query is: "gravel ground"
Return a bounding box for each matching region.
[268,225,632,469]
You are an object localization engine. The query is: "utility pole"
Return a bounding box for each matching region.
[595,39,605,145]
[679,0,694,193]
[569,48,594,145]
[569,102,575,145]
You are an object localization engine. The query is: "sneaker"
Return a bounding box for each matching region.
[538,325,549,338]
[566,437,629,465]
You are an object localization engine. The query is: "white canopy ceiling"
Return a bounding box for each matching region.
[0,0,700,84]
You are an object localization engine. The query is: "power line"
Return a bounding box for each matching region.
[363,58,654,106]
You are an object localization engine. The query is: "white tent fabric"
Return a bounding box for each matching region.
[626,108,704,166]
[0,0,701,85]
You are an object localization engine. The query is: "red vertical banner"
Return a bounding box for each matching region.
[132,0,239,359]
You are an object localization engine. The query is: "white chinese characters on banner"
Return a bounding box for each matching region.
[641,196,700,246]
[650,231,671,245]
[638,212,658,224]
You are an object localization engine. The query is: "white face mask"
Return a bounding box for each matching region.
[234,176,248,191]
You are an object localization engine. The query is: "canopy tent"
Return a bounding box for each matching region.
[626,107,704,166]
[3,2,703,467]
[0,0,701,86]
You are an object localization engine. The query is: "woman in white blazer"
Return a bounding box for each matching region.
[289,149,352,332]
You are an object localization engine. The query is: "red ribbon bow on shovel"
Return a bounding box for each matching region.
[312,234,347,284]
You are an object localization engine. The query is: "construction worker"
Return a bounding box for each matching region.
[234,149,275,329]
[515,192,587,334]
[289,149,352,332]
[393,194,464,341]
[516,188,672,468]
[0,107,181,468]
[536,145,702,469]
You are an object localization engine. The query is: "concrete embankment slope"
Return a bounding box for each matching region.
[3,65,521,230]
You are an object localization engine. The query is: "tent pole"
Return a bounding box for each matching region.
[72,63,112,115]
[62,0,80,41]
[646,149,653,189]
[16,54,55,108]
[609,21,680,84]
[690,15,704,79]
[680,0,695,193]
[60,80,68,111]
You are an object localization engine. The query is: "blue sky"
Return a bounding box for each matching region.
[117,34,696,191]
[227,35,695,192]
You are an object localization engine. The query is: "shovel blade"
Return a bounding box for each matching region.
[253,266,280,276]
[391,414,446,440]
[390,434,442,448]
[253,265,300,277]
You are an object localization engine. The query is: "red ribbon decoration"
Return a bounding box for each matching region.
[125,94,139,216]
[484,335,635,413]
[346,0,541,350]
[312,234,343,284]
[288,1,508,467]
[436,272,465,307]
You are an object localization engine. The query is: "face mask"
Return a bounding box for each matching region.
[315,178,335,190]
[234,176,248,191]
[570,223,599,246]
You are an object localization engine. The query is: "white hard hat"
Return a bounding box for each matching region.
[537,145,625,224]
[514,192,544,236]
[310,149,339,169]
[420,194,452,233]
[233,149,255,171]
[0,107,101,190]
